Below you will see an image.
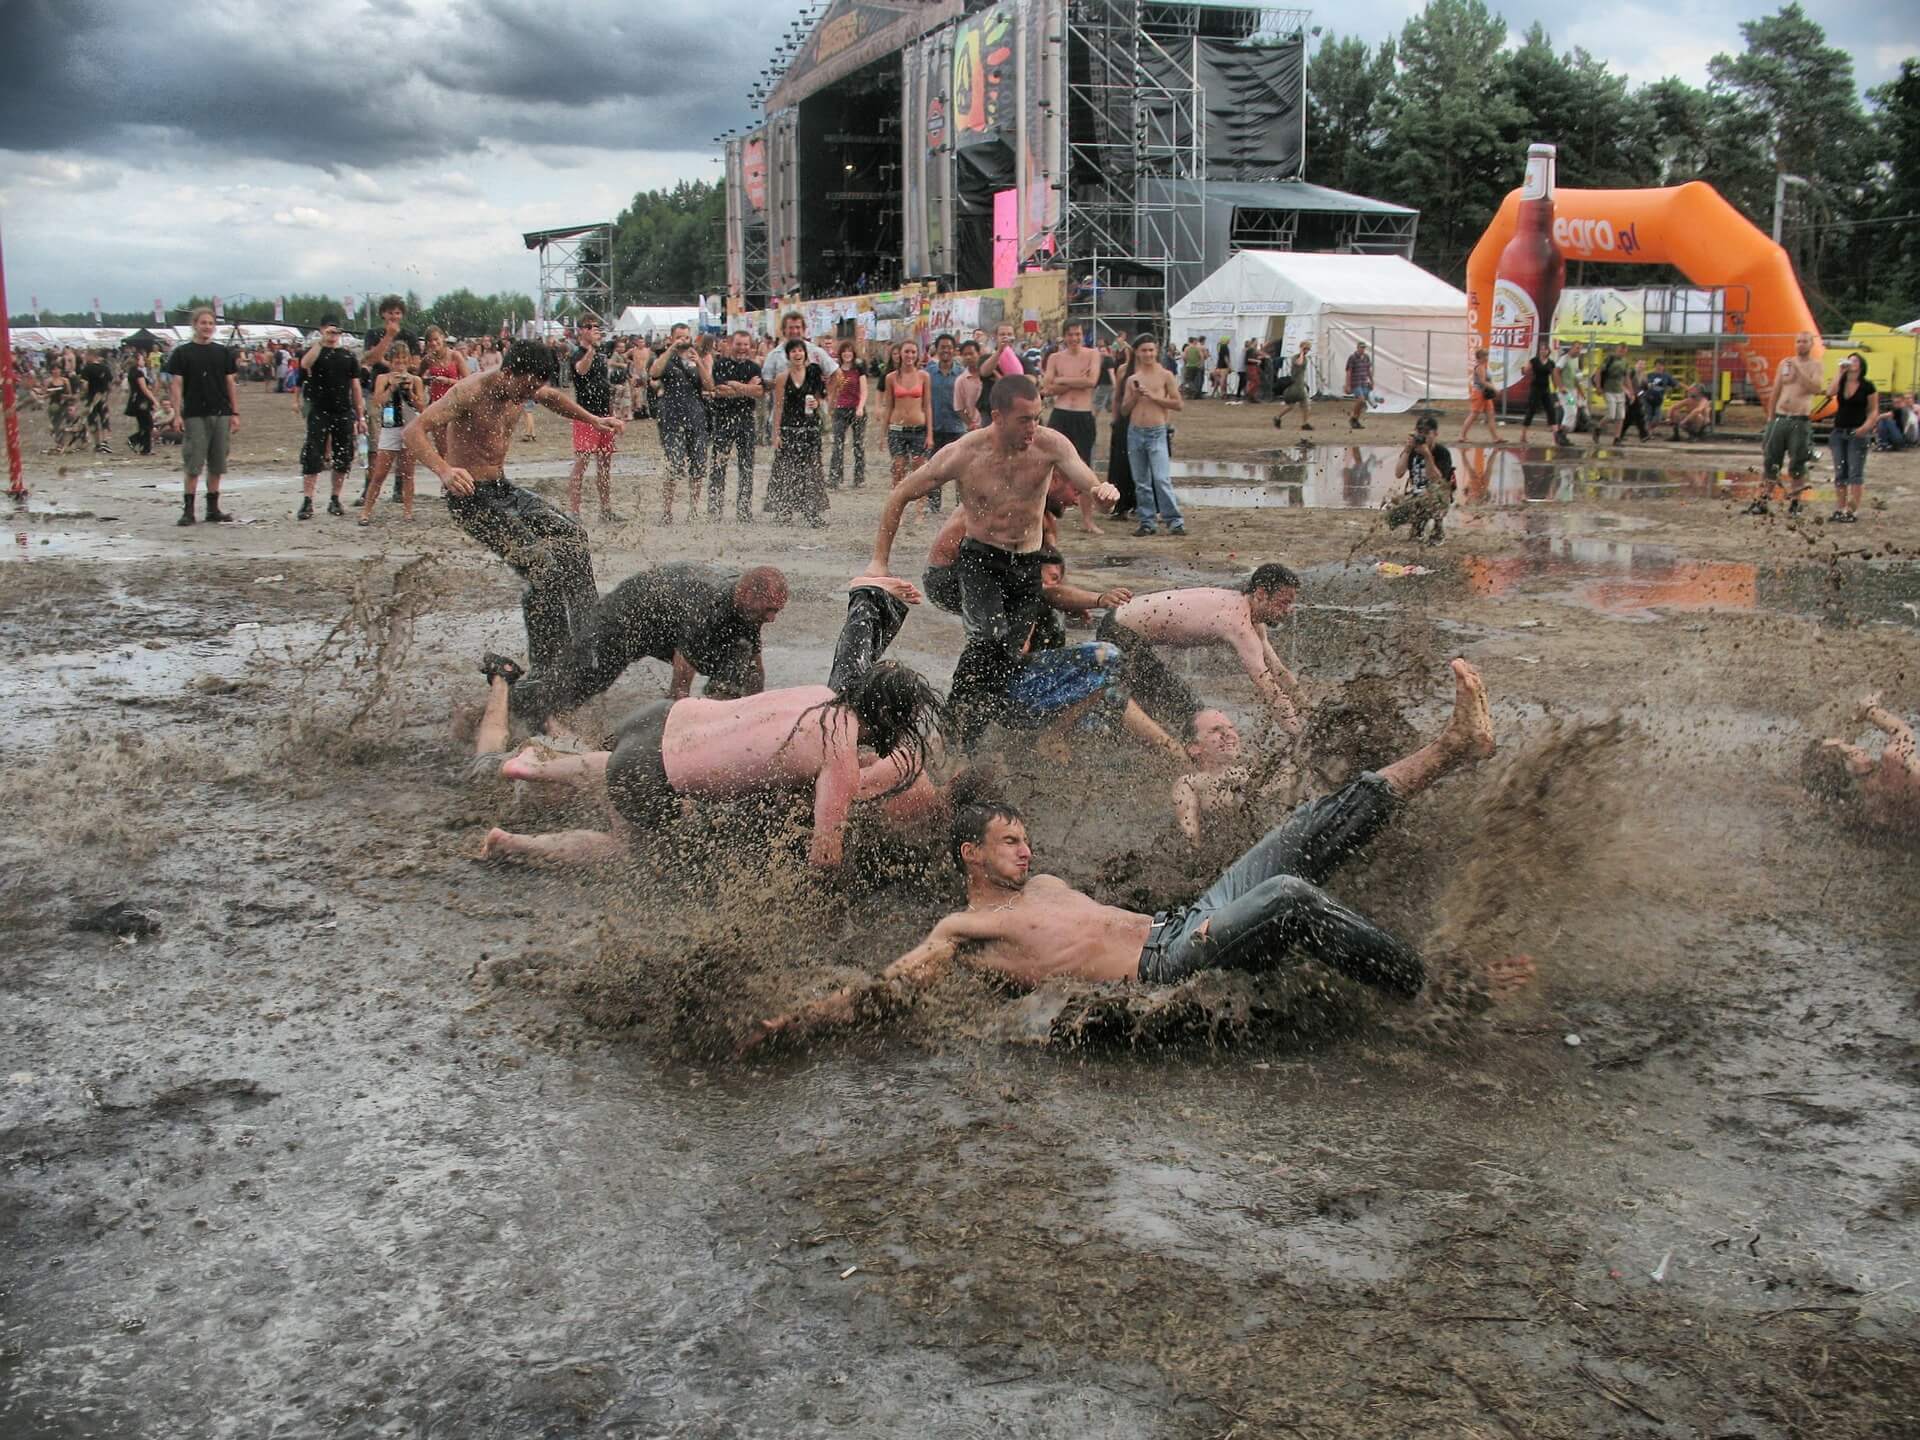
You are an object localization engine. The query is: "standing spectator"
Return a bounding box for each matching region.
[124,354,160,455]
[953,340,985,434]
[1241,338,1263,403]
[825,338,869,491]
[362,295,419,500]
[1517,338,1559,447]
[1106,339,1136,517]
[707,330,764,520]
[163,306,239,525]
[359,343,425,524]
[1120,335,1185,537]
[1211,338,1231,398]
[296,316,365,520]
[1344,340,1374,432]
[1594,345,1628,441]
[420,326,468,408]
[1556,341,1590,441]
[1615,360,1651,444]
[79,348,115,453]
[925,332,970,473]
[1180,336,1207,398]
[1273,338,1314,432]
[768,338,828,527]
[1040,321,1100,465]
[758,309,841,385]
[650,322,711,525]
[1874,393,1916,451]
[1826,352,1878,523]
[881,339,935,520]
[1750,332,1824,516]
[979,321,1019,405]
[1640,359,1678,428]
[1459,346,1505,445]
[565,315,620,523]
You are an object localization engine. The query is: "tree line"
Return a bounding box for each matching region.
[1307,0,1918,326]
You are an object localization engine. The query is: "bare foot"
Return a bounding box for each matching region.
[1857,691,1884,722]
[500,749,546,782]
[849,574,923,605]
[1441,658,1496,761]
[1482,953,1535,1001]
[478,827,517,860]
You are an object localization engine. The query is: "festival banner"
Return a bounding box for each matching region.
[213,296,224,321]
[91,297,101,322]
[901,38,929,279]
[952,3,1013,152]
[1552,287,1646,347]
[764,110,801,298]
[724,138,747,304]
[1014,0,1063,265]
[274,297,285,323]
[153,299,164,324]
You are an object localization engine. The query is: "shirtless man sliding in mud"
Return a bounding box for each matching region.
[1811,693,1920,833]
[867,373,1119,742]
[480,578,946,869]
[748,660,1530,1048]
[1171,707,1302,845]
[1098,566,1307,736]
[405,340,624,676]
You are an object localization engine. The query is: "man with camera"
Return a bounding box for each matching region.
[1386,414,1455,544]
[649,322,712,525]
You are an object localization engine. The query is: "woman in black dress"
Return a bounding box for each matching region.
[1106,339,1136,518]
[769,338,829,526]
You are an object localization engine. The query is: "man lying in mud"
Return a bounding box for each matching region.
[1096,566,1307,737]
[480,579,948,869]
[405,341,623,679]
[1170,707,1303,845]
[867,373,1120,745]
[507,564,789,729]
[745,660,1529,1049]
[1807,693,1920,833]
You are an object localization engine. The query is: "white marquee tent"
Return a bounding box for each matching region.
[1169,251,1469,410]
[613,305,703,337]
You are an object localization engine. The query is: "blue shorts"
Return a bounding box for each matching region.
[1004,643,1124,730]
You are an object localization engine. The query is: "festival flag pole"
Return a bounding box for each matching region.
[0,221,27,500]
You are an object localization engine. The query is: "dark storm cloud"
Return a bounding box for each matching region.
[0,0,784,168]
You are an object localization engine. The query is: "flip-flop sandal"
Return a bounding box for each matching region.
[479,653,525,685]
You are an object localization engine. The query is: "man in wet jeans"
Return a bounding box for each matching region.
[924,333,970,515]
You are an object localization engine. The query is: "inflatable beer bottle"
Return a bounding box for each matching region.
[1490,143,1565,398]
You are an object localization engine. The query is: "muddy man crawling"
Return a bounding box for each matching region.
[746,660,1534,1051]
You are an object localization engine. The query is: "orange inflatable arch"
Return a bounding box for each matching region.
[1466,181,1821,387]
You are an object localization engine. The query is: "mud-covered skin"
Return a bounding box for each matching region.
[3,400,1919,1437]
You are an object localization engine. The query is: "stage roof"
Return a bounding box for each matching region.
[1179,181,1417,217]
[764,0,963,112]
[522,223,609,250]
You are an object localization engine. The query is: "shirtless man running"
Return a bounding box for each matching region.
[405,340,624,675]
[1810,693,1920,833]
[1097,565,1307,736]
[746,660,1529,1049]
[1749,332,1824,517]
[867,372,1119,743]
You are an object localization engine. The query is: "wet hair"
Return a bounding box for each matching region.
[735,565,788,607]
[990,373,1040,413]
[1035,544,1065,568]
[1245,562,1301,594]
[1800,739,1859,804]
[786,662,948,803]
[379,295,405,315]
[502,339,557,381]
[950,797,1027,872]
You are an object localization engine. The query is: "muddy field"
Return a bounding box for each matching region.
[4,392,1919,1438]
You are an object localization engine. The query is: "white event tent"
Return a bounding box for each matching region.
[613,305,703,337]
[1169,252,1469,410]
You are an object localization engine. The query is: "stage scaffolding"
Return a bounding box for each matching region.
[522,222,615,325]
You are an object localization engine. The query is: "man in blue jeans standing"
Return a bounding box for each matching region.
[923,331,973,514]
[1118,336,1186,536]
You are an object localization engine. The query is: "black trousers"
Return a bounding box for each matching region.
[658,405,709,512]
[1047,407,1097,465]
[707,413,755,517]
[301,406,356,476]
[828,584,909,692]
[445,478,598,680]
[1137,774,1424,997]
[949,538,1046,744]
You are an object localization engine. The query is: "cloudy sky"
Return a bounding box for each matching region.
[1,0,1911,313]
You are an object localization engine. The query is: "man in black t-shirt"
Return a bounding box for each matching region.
[79,351,115,453]
[296,317,367,519]
[1386,413,1455,544]
[163,307,240,525]
[707,330,764,520]
[566,316,620,523]
[362,295,419,501]
[509,564,789,726]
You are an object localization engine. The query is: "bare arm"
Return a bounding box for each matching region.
[807,721,864,868]
[1042,432,1119,509]
[301,340,324,371]
[669,652,696,701]
[1228,621,1303,734]
[742,915,976,1052]
[363,326,398,370]
[403,387,477,494]
[225,372,241,430]
[536,384,619,429]
[1173,775,1203,846]
[869,442,966,572]
[1043,577,1130,612]
[1258,626,1302,696]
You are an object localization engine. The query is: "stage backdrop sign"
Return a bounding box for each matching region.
[767,0,964,111]
[1552,287,1646,347]
[1014,0,1064,265]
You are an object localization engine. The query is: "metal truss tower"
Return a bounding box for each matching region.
[521,222,616,326]
[1062,0,1205,344]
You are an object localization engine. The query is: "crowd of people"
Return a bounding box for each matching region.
[376,332,1540,1044]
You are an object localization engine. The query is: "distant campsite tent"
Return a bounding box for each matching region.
[1168,252,1469,409]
